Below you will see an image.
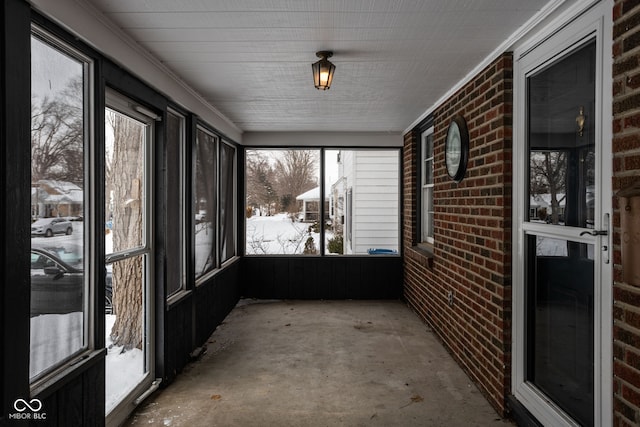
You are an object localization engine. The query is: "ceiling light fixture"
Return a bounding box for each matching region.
[312,51,336,90]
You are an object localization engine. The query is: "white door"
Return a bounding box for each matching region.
[513,4,612,427]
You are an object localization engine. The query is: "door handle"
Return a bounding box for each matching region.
[580,229,608,236]
[580,214,610,264]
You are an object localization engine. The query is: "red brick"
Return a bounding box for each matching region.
[624,155,640,170]
[403,53,512,416]
[615,359,640,389]
[622,383,640,407]
[613,133,640,151]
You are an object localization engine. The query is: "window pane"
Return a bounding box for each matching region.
[166,111,184,296]
[421,128,434,243]
[422,186,434,242]
[220,142,235,262]
[195,128,217,277]
[526,234,594,426]
[423,131,434,185]
[30,34,87,380]
[105,255,147,413]
[105,109,146,254]
[527,41,596,228]
[245,149,320,255]
[325,150,400,255]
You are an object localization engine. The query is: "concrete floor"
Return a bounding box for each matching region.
[125,300,514,427]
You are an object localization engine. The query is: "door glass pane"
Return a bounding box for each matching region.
[30,33,88,381]
[526,235,594,426]
[527,41,596,228]
[105,255,147,413]
[105,108,145,252]
[105,103,150,415]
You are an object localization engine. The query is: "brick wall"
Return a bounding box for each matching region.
[403,53,513,415]
[613,1,640,425]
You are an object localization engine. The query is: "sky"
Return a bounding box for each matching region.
[31,35,84,101]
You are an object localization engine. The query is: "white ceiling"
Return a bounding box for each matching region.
[86,0,551,133]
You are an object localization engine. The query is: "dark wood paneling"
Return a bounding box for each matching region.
[164,295,194,383]
[1,0,32,421]
[194,261,241,346]
[242,256,402,300]
[33,353,105,427]
[330,257,348,299]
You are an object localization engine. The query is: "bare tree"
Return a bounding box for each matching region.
[107,111,144,351]
[530,151,566,224]
[274,150,318,212]
[31,78,83,184]
[246,150,278,215]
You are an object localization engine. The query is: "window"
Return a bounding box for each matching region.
[194,127,218,279]
[166,110,185,297]
[420,127,435,245]
[325,150,400,255]
[245,149,320,255]
[193,127,237,277]
[30,29,92,381]
[220,141,236,263]
[245,148,400,256]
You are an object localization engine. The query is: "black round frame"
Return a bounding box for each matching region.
[445,114,469,183]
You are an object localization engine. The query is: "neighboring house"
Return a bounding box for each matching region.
[295,186,329,222]
[330,150,399,254]
[31,179,83,219]
[529,193,566,221]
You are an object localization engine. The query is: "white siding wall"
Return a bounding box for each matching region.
[343,151,399,254]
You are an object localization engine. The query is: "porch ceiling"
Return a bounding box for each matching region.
[85,0,550,133]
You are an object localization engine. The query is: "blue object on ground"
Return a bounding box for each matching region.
[367,248,398,255]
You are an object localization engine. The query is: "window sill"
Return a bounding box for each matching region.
[167,288,193,308]
[407,245,434,269]
[31,348,106,400]
[195,256,242,287]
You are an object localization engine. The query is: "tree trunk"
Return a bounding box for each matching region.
[108,111,144,350]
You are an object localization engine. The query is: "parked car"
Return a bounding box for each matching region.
[30,243,112,316]
[31,217,73,237]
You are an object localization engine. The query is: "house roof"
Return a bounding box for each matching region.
[296,186,328,201]
[530,194,566,208]
[32,180,83,204]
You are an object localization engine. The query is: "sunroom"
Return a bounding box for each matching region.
[2,0,638,426]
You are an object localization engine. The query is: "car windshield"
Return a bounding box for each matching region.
[32,218,54,226]
[36,244,83,269]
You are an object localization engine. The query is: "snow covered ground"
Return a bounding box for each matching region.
[246,213,321,254]
[30,312,83,379]
[105,314,144,413]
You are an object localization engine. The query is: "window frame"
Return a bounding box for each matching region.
[192,123,239,284]
[244,147,401,257]
[418,123,435,248]
[166,108,187,298]
[219,140,237,264]
[29,25,95,385]
[193,125,219,284]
